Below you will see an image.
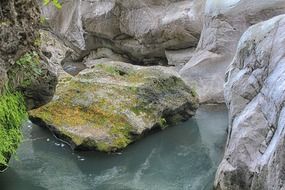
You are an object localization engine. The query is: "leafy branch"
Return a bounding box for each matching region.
[43,0,62,9]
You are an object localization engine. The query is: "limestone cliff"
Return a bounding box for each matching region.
[39,0,205,65]
[180,0,285,103]
[215,15,285,190]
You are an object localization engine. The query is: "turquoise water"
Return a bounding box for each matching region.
[0,105,228,190]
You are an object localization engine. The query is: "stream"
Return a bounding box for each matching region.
[0,105,228,190]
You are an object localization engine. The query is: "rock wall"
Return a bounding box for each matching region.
[41,0,285,103]
[0,0,57,110]
[40,0,205,65]
[0,0,39,92]
[215,15,285,190]
[0,0,59,170]
[180,0,285,103]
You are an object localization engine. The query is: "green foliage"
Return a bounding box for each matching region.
[0,91,27,166]
[158,117,167,129]
[190,86,198,98]
[43,0,62,9]
[39,16,47,25]
[9,51,43,88]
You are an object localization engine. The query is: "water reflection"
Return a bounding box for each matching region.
[0,105,228,190]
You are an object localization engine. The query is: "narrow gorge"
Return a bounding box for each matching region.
[0,0,285,190]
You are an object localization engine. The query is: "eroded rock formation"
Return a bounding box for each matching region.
[215,15,285,190]
[40,0,205,65]
[0,0,57,110]
[180,0,285,103]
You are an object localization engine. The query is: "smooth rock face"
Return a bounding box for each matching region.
[215,15,285,190]
[29,61,198,152]
[180,0,285,103]
[40,0,205,64]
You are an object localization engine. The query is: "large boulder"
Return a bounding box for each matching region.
[215,15,285,190]
[39,0,205,65]
[180,0,285,103]
[29,61,198,152]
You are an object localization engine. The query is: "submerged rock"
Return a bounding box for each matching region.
[29,61,198,152]
[215,15,285,190]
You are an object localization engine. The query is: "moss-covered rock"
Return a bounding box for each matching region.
[30,61,198,152]
[8,51,58,110]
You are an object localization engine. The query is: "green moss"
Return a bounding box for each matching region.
[34,37,42,47]
[39,16,47,25]
[96,142,111,152]
[0,91,27,166]
[190,86,198,99]
[30,79,135,151]
[158,117,167,129]
[97,64,122,76]
[94,63,145,83]
[109,124,132,149]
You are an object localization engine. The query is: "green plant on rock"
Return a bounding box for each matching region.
[40,16,47,25]
[43,0,62,9]
[34,37,42,47]
[8,51,43,88]
[0,90,27,167]
[158,117,167,129]
[96,64,124,76]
